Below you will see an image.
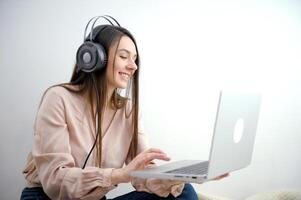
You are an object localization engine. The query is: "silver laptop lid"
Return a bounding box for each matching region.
[207,91,261,179]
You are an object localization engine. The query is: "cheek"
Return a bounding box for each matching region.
[113,67,119,77]
[113,62,123,74]
[109,58,125,81]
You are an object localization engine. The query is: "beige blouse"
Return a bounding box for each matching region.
[22,86,184,200]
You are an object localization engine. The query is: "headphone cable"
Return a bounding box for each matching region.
[82,74,100,169]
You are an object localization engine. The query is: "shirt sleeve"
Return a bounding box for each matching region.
[32,87,115,200]
[127,112,185,198]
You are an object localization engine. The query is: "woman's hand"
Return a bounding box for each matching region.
[112,148,170,184]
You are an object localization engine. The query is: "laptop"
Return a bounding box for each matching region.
[130,91,261,183]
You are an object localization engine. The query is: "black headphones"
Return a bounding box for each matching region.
[76,15,121,73]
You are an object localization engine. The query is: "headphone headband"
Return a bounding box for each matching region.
[83,15,121,42]
[103,15,121,26]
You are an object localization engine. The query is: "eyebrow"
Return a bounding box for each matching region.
[118,48,137,57]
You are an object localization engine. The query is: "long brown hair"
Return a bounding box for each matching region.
[58,25,140,167]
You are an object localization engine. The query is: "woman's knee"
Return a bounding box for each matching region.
[178,183,198,200]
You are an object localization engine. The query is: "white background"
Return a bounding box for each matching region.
[0,0,300,199]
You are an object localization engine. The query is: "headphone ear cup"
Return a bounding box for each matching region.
[76,41,107,73]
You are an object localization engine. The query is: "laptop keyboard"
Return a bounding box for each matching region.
[165,161,209,175]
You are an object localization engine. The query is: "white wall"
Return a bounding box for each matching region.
[0,0,300,199]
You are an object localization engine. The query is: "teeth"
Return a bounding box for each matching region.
[120,72,129,79]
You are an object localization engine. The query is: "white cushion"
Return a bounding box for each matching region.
[197,192,233,200]
[245,189,301,200]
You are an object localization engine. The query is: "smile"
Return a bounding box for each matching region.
[119,72,130,80]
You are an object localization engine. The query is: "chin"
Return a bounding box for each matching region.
[115,79,130,88]
[116,82,128,89]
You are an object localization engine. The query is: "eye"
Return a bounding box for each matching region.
[120,55,127,59]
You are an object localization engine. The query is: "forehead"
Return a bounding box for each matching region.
[117,36,137,54]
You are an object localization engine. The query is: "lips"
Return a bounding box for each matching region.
[119,72,130,80]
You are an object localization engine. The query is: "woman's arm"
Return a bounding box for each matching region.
[33,87,115,200]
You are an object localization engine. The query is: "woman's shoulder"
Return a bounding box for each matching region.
[40,84,82,106]
[44,84,80,98]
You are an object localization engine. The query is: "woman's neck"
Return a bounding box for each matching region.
[105,85,116,110]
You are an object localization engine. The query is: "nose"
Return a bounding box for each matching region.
[127,59,138,71]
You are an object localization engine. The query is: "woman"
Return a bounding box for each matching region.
[20,16,200,200]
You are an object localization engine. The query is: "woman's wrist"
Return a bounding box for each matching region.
[111,168,130,185]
